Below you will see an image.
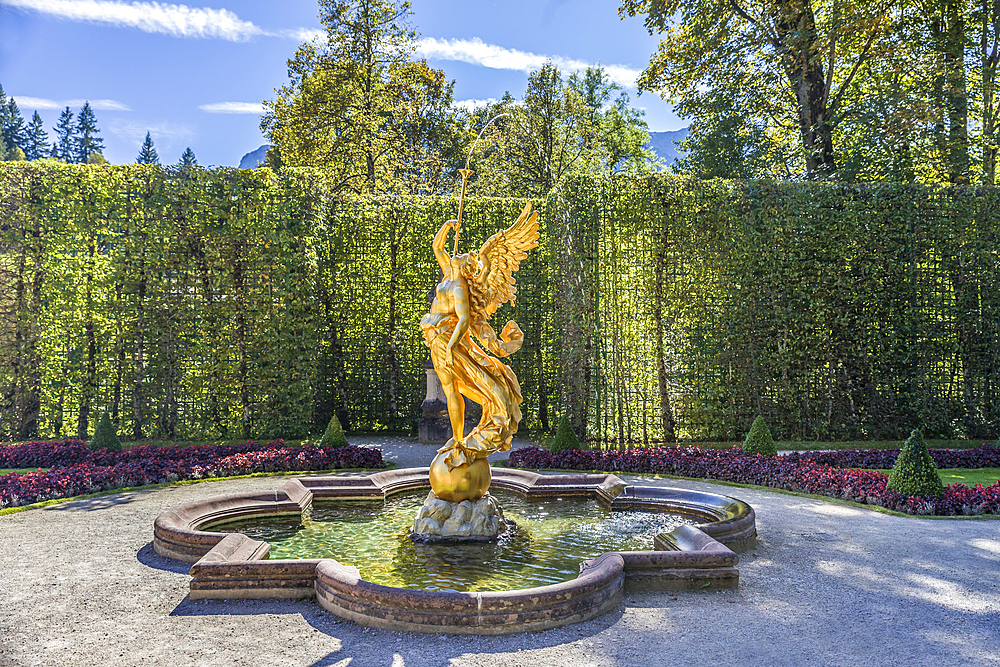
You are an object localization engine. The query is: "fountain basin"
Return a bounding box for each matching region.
[153,467,756,634]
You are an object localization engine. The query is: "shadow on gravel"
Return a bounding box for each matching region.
[44,487,157,512]
[137,541,190,574]
[167,593,622,665]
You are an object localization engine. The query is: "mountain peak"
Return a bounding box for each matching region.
[239,145,271,169]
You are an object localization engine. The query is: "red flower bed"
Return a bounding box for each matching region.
[783,444,1000,470]
[508,446,1000,516]
[0,440,383,510]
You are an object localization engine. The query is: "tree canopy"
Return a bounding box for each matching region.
[468,63,654,198]
[622,0,1000,184]
[262,0,467,194]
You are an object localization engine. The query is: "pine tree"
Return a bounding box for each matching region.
[3,98,26,153]
[24,111,49,160]
[0,85,10,151]
[51,106,76,162]
[136,131,159,164]
[74,102,104,164]
[179,147,197,166]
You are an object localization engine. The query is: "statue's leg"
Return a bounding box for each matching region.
[440,371,465,442]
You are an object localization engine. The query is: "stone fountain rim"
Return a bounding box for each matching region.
[152,467,756,634]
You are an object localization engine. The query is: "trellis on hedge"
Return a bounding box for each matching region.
[0,163,997,444]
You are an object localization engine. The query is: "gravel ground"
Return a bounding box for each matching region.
[2,436,999,667]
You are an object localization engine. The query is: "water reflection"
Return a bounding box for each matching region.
[233,489,695,592]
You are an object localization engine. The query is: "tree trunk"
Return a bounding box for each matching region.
[132,257,147,441]
[653,237,677,443]
[77,237,97,440]
[773,0,836,178]
[981,0,999,185]
[944,0,970,184]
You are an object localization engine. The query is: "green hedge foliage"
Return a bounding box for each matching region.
[742,416,777,456]
[887,430,945,498]
[549,415,581,453]
[320,414,348,448]
[89,411,122,452]
[0,164,998,444]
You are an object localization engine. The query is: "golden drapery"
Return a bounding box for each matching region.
[421,314,523,468]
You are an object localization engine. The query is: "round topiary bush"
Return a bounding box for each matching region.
[549,415,580,453]
[742,416,776,456]
[89,411,122,452]
[887,429,944,498]
[320,413,348,448]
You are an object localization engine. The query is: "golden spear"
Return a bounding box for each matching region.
[453,113,510,255]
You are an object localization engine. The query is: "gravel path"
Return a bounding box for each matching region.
[1,436,998,667]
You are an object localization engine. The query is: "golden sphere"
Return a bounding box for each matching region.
[429,453,491,502]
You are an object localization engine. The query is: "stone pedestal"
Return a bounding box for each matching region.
[418,360,482,444]
[410,491,506,543]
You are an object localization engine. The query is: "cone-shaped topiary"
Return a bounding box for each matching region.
[887,429,944,498]
[320,413,348,448]
[742,416,777,456]
[90,411,122,451]
[549,415,580,453]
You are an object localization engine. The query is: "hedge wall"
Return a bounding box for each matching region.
[548,175,1000,442]
[1,163,997,443]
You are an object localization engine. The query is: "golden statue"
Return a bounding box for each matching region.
[420,199,539,503]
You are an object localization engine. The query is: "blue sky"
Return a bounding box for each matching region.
[0,0,684,167]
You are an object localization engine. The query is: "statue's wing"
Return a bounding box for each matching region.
[477,201,540,319]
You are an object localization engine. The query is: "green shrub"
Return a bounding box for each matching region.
[887,429,944,498]
[320,414,348,448]
[90,411,122,451]
[742,416,777,456]
[549,415,580,453]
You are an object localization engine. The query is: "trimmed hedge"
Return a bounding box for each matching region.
[320,414,348,448]
[783,444,1000,469]
[89,412,122,452]
[508,445,1000,516]
[886,430,945,498]
[0,440,383,510]
[549,415,580,453]
[742,416,776,456]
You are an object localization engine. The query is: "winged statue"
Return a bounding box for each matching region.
[419,202,539,501]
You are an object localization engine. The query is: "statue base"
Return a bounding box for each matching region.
[410,491,506,543]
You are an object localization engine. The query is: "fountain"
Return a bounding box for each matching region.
[151,161,757,634]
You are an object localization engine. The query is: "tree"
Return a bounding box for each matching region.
[179,147,197,166]
[3,97,26,154]
[620,0,895,179]
[262,0,467,194]
[673,89,790,179]
[136,132,159,164]
[74,102,105,164]
[51,106,76,162]
[23,111,49,161]
[568,66,655,173]
[471,63,652,197]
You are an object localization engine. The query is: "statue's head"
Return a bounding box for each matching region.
[450,251,479,279]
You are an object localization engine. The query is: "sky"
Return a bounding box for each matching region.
[0,0,684,167]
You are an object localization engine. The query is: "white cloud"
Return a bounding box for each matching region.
[0,0,264,41]
[108,120,193,145]
[199,102,264,114]
[11,96,131,111]
[454,98,497,112]
[415,37,641,88]
[277,27,324,42]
